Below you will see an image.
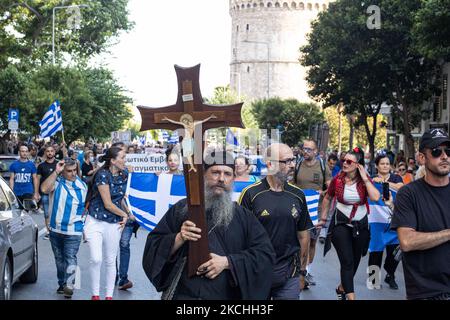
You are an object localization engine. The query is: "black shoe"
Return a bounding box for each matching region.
[384,274,399,290]
[56,285,65,294]
[63,285,74,298]
[319,237,326,244]
[336,287,346,300]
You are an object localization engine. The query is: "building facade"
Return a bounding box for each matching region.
[229,0,332,102]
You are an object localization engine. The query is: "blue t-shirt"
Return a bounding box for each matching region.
[88,168,129,223]
[10,160,37,196]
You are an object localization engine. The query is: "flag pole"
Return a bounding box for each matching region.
[61,128,66,145]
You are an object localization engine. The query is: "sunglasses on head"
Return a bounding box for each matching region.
[430,147,450,158]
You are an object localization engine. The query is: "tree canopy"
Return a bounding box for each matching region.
[300,0,438,158]
[0,65,132,143]
[0,0,133,67]
[251,97,323,147]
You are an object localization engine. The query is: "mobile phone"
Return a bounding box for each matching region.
[382,182,390,200]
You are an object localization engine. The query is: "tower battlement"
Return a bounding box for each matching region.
[229,0,330,14]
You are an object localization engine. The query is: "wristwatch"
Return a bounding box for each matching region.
[299,269,307,277]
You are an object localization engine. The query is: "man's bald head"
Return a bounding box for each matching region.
[264,143,292,161]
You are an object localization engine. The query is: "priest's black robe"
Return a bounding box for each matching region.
[142,199,275,300]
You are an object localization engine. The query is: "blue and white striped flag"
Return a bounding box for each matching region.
[138,136,146,146]
[168,130,179,144]
[368,183,398,252]
[161,130,169,142]
[127,174,320,231]
[39,100,63,139]
[126,173,255,231]
[303,189,320,226]
[226,128,239,146]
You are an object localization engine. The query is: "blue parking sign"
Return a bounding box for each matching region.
[8,108,19,122]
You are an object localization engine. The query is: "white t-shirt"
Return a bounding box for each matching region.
[336,183,368,221]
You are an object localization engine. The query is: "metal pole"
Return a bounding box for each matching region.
[52,7,56,65]
[267,44,270,99]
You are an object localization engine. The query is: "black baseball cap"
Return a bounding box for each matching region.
[419,128,450,152]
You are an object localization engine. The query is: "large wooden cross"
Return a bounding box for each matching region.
[137,64,244,277]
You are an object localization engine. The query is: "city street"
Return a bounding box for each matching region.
[11,212,406,300]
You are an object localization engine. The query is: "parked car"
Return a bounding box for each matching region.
[0,176,38,300]
[0,155,19,181]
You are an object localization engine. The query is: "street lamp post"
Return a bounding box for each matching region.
[52,4,89,65]
[243,40,270,99]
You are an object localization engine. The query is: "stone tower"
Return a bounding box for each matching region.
[229,0,332,102]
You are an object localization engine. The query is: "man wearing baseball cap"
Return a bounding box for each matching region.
[391,128,450,300]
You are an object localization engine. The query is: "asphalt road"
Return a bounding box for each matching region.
[11,212,406,300]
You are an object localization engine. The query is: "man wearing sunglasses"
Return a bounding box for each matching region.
[239,143,313,300]
[293,140,331,288]
[391,128,450,300]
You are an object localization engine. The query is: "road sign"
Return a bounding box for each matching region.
[8,108,19,122]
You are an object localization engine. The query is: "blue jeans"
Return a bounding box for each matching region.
[270,277,300,300]
[49,231,82,287]
[41,194,50,220]
[118,222,134,285]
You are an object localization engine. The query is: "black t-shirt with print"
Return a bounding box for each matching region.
[239,178,314,264]
[37,161,57,193]
[391,178,450,300]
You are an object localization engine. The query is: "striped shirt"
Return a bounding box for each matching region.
[49,176,87,236]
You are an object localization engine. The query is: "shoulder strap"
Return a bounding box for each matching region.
[294,157,303,184]
[319,158,327,191]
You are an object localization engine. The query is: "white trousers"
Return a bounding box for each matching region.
[84,215,122,297]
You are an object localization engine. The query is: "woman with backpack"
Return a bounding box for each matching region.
[83,146,130,300]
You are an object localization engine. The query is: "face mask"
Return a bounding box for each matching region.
[90,157,95,162]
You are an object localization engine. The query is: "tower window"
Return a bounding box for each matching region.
[236,25,239,32]
[247,66,250,73]
[246,24,250,31]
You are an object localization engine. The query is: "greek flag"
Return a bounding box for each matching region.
[226,129,239,146]
[161,130,169,142]
[368,183,399,252]
[303,189,320,225]
[168,131,179,144]
[127,174,321,231]
[138,136,146,146]
[126,173,254,231]
[39,100,63,139]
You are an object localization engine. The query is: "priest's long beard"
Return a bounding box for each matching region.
[204,185,234,230]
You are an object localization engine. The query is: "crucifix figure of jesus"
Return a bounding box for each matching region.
[137,64,244,277]
[162,113,217,172]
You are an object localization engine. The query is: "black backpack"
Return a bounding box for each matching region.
[293,157,327,191]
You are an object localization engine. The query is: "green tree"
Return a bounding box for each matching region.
[301,0,437,159]
[0,0,133,67]
[206,85,257,128]
[0,65,31,129]
[24,65,132,144]
[413,0,450,61]
[251,97,323,147]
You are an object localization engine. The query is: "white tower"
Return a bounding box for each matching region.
[229,0,332,102]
